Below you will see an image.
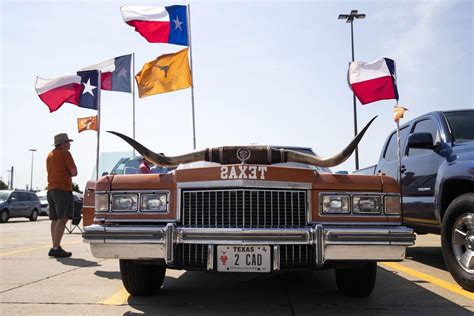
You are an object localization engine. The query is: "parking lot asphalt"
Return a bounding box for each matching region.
[1,218,473,315]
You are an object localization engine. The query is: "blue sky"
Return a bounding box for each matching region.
[1,0,472,191]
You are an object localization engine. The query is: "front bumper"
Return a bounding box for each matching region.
[83,224,415,270]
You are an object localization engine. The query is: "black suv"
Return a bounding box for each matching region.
[0,190,42,223]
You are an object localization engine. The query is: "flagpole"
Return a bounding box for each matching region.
[96,70,102,180]
[187,4,197,150]
[132,52,136,156]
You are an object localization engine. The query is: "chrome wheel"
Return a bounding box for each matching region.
[451,213,474,273]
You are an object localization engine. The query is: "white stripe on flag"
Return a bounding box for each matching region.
[120,6,170,22]
[35,75,81,94]
[81,58,116,72]
[349,58,391,84]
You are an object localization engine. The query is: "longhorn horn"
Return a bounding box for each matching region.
[108,116,377,168]
[284,115,377,167]
[107,131,206,167]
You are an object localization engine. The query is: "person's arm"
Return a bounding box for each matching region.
[65,151,78,177]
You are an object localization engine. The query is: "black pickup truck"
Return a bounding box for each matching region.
[355,109,473,291]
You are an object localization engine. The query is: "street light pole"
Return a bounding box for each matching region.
[29,149,37,191]
[338,10,366,171]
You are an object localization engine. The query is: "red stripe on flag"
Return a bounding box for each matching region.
[101,72,112,90]
[38,83,81,112]
[351,76,396,105]
[127,20,170,43]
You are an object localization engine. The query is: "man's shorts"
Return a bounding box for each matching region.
[47,189,73,220]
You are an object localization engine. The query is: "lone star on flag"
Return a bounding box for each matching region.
[82,79,96,96]
[173,16,183,31]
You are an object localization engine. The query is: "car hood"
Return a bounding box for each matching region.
[452,140,474,161]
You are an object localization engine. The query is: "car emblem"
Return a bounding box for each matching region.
[236,148,251,163]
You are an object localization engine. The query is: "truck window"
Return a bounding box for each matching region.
[383,132,397,161]
[408,119,438,157]
[444,111,474,143]
[383,127,409,161]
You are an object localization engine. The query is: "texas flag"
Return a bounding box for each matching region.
[80,54,132,93]
[349,58,399,105]
[121,5,188,46]
[35,70,99,113]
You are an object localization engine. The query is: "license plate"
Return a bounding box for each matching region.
[217,245,271,272]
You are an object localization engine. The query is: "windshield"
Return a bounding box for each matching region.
[444,111,474,143]
[0,192,10,202]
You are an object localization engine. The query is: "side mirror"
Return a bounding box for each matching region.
[101,172,109,176]
[407,132,434,150]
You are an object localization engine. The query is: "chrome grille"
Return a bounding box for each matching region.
[181,189,307,228]
[178,244,207,268]
[280,245,311,270]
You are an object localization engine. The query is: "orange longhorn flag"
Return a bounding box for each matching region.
[393,105,408,123]
[135,47,192,98]
[77,115,98,133]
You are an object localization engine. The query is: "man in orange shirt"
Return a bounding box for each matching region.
[46,133,78,257]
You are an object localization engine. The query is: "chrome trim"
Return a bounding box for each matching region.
[165,223,175,264]
[207,245,214,271]
[177,180,312,189]
[273,245,280,271]
[83,225,415,263]
[325,245,407,261]
[94,218,180,223]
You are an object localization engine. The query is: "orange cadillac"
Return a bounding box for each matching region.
[82,118,415,297]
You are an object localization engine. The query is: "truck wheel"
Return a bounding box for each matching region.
[335,262,377,297]
[441,193,474,292]
[29,209,38,221]
[0,210,9,223]
[119,260,166,296]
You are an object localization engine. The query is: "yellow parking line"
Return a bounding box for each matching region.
[380,262,474,300]
[99,287,129,305]
[0,240,82,257]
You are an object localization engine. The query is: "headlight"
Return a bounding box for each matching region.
[111,193,138,212]
[95,193,109,212]
[353,195,382,214]
[322,195,350,214]
[385,195,401,215]
[141,193,168,212]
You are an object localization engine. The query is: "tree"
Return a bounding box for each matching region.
[72,183,83,194]
[0,180,8,190]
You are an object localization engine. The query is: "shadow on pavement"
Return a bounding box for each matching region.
[406,246,448,271]
[118,268,472,315]
[55,257,100,267]
[94,270,121,280]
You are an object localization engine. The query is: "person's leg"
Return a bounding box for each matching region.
[47,190,73,257]
[52,217,69,248]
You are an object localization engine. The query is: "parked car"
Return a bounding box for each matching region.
[354,109,474,291]
[0,190,42,223]
[36,190,84,217]
[36,190,49,216]
[83,127,415,298]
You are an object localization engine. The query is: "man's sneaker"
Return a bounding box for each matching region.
[49,247,72,258]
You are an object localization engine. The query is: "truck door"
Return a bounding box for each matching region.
[376,126,410,181]
[401,118,441,227]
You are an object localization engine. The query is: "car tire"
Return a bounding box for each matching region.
[441,193,474,292]
[29,209,39,221]
[119,260,166,296]
[335,262,377,297]
[0,210,9,223]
